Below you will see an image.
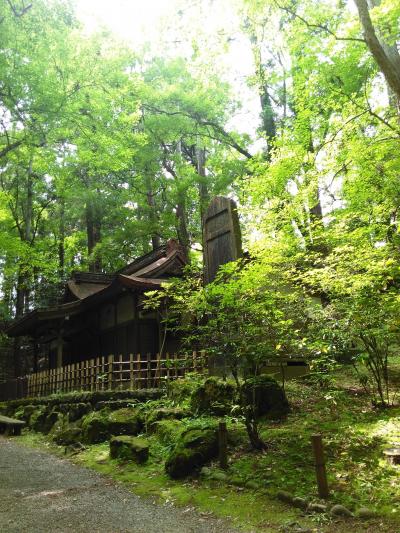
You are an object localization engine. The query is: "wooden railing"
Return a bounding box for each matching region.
[0,351,207,400]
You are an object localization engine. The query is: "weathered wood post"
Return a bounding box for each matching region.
[218,421,228,470]
[203,196,243,374]
[311,434,329,498]
[203,196,243,284]
[107,354,114,390]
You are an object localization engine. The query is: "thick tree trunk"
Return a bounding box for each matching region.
[260,87,277,143]
[86,198,102,272]
[176,200,190,260]
[58,198,65,280]
[145,173,161,250]
[354,0,400,103]
[196,146,209,225]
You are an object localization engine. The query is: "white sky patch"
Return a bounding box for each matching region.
[74,0,261,138]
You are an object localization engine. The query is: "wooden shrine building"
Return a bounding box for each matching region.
[7,240,187,374]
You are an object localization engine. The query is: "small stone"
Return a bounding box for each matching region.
[229,477,244,487]
[245,480,260,490]
[277,490,294,504]
[200,467,211,477]
[281,522,312,533]
[330,504,353,517]
[211,471,229,482]
[307,503,327,513]
[292,497,308,510]
[356,507,375,519]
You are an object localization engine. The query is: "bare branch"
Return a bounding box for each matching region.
[6,0,32,18]
[273,1,366,44]
[142,104,253,159]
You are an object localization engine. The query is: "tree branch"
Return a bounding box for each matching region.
[354,0,400,101]
[142,104,253,159]
[0,139,23,159]
[274,1,366,43]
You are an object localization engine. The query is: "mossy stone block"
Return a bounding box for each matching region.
[145,408,187,430]
[108,408,143,436]
[165,427,218,479]
[66,402,91,422]
[110,435,149,463]
[190,377,235,415]
[241,375,290,419]
[81,410,110,444]
[52,425,83,445]
[152,419,184,444]
[31,407,61,434]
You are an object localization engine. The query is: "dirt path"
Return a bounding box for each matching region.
[0,437,241,533]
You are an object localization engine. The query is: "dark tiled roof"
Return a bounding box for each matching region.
[7,239,187,337]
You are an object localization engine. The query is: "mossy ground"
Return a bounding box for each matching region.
[12,364,400,532]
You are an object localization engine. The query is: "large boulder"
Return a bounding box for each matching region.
[109,436,149,463]
[81,410,111,444]
[165,427,218,479]
[190,377,235,415]
[241,375,289,419]
[108,408,143,436]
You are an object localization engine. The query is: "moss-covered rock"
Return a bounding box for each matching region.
[241,375,289,419]
[61,402,91,422]
[107,408,143,436]
[168,376,203,404]
[94,399,138,411]
[152,419,184,444]
[31,406,62,434]
[109,435,149,463]
[145,407,188,431]
[22,404,38,423]
[52,425,83,445]
[165,426,218,479]
[81,410,110,444]
[14,404,37,423]
[190,377,235,415]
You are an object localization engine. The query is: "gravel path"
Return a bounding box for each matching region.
[0,437,240,533]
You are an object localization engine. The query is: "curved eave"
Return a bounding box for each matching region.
[118,275,165,290]
[132,249,186,278]
[6,300,82,337]
[7,275,169,338]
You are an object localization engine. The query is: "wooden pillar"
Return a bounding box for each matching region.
[56,328,63,369]
[113,296,118,355]
[33,337,38,373]
[133,291,139,354]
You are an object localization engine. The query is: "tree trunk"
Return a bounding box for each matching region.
[58,198,65,280]
[145,173,161,250]
[354,0,400,103]
[86,197,102,272]
[196,146,209,224]
[176,200,190,260]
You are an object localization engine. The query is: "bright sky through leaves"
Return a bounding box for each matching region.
[75,0,261,137]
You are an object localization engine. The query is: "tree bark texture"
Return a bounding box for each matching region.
[354,0,400,103]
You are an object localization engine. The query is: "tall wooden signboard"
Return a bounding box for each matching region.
[203,196,243,284]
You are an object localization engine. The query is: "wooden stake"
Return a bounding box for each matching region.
[218,421,228,470]
[311,434,329,498]
[108,354,114,390]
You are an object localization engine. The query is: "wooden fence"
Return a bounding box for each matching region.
[0,351,207,401]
